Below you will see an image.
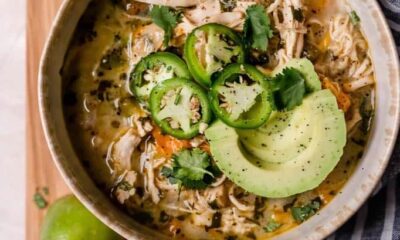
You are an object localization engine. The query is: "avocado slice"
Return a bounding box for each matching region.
[273,58,322,92]
[205,90,346,198]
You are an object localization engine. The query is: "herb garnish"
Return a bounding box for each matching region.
[220,0,237,12]
[272,68,306,110]
[291,199,321,222]
[161,148,220,189]
[350,10,360,25]
[263,219,282,232]
[34,192,48,209]
[150,5,181,47]
[359,95,374,134]
[244,5,273,52]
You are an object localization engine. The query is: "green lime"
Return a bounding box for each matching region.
[40,195,123,240]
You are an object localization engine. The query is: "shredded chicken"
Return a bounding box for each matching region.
[234,1,258,13]
[203,184,227,206]
[343,75,374,92]
[191,210,215,226]
[269,0,307,65]
[144,160,161,203]
[131,115,153,137]
[134,0,202,7]
[219,208,258,235]
[115,170,138,204]
[111,129,142,171]
[311,13,375,127]
[186,0,222,23]
[190,135,206,147]
[175,0,253,38]
[128,23,164,65]
[228,185,255,212]
[316,13,374,91]
[135,141,165,204]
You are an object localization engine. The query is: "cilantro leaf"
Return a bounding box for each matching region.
[350,10,360,25]
[161,149,220,189]
[291,199,321,223]
[263,219,282,232]
[173,148,214,180]
[160,167,180,185]
[244,5,273,52]
[33,192,48,209]
[272,68,306,110]
[179,178,210,189]
[150,5,180,47]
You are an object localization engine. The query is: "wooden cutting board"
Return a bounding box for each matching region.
[26,0,71,239]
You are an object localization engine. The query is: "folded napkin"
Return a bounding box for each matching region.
[332,1,400,239]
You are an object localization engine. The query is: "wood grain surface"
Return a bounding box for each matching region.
[26,0,71,239]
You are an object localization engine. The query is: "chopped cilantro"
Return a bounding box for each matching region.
[350,10,360,25]
[244,5,273,52]
[33,192,48,209]
[291,199,321,222]
[161,167,180,185]
[118,181,134,191]
[150,5,181,47]
[272,68,306,110]
[220,0,237,12]
[173,148,214,180]
[161,148,220,189]
[263,219,282,232]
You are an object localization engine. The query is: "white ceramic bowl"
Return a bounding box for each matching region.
[39,1,400,239]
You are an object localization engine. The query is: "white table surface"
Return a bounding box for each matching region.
[0,0,26,239]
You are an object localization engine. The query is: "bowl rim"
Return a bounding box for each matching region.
[38,0,400,239]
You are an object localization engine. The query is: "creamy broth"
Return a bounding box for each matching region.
[63,0,374,239]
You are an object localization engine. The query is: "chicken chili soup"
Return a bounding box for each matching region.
[62,0,375,239]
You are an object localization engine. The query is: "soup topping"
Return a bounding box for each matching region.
[185,23,245,87]
[149,78,212,138]
[131,52,191,101]
[63,0,375,239]
[210,64,273,129]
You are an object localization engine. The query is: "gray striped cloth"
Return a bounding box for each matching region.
[330,1,400,239]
